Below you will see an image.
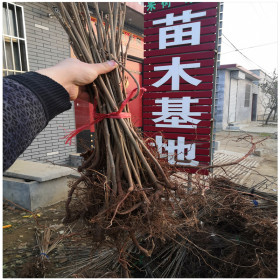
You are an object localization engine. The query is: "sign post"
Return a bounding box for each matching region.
[143,2,221,174]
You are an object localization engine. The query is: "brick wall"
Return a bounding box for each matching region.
[18,2,76,165]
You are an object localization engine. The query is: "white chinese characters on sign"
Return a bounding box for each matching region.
[151,10,206,90]
[152,97,201,128]
[150,9,208,167]
[153,10,207,49]
[154,136,199,167]
[152,57,202,90]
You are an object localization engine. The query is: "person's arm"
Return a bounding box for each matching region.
[3,58,117,171]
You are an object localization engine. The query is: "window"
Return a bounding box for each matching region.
[2,2,29,76]
[244,84,251,107]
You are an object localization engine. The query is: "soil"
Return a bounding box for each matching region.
[215,131,277,192]
[3,130,277,277]
[3,200,68,277]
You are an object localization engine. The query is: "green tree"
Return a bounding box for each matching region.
[259,71,278,125]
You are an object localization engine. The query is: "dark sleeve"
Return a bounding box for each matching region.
[3,72,72,171]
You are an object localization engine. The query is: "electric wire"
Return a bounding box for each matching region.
[222,34,271,74]
[222,42,277,55]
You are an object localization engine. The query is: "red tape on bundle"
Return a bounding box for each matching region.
[63,87,147,145]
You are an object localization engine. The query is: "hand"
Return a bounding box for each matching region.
[36,58,117,102]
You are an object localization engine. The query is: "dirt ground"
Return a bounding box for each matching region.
[3,130,278,277]
[215,131,277,192]
[3,200,69,277]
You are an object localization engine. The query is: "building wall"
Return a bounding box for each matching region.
[251,69,271,121]
[234,79,252,124]
[221,70,231,129]
[227,77,238,123]
[214,69,225,131]
[18,2,76,165]
[226,77,255,125]
[215,68,261,131]
[215,69,233,131]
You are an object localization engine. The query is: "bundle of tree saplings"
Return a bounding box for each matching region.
[50,3,183,275]
[46,4,278,278]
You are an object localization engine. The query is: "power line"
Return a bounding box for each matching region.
[222,40,236,50]
[222,34,271,74]
[222,35,270,73]
[222,42,277,55]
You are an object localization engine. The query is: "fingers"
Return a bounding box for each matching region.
[92,60,118,76]
[68,85,90,102]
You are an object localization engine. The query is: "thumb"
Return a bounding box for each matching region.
[93,60,118,76]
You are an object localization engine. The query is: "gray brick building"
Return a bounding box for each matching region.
[3,2,144,166]
[3,2,76,165]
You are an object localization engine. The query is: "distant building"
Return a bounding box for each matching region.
[215,64,271,131]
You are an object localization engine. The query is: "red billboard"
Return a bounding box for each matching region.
[143,2,220,173]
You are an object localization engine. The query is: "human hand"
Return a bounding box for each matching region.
[36,58,117,102]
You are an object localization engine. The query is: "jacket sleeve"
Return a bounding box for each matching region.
[3,72,72,171]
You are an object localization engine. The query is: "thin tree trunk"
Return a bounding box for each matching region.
[273,107,277,121]
[265,108,273,125]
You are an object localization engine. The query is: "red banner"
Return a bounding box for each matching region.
[143,2,219,173]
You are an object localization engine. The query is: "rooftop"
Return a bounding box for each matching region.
[219,64,261,81]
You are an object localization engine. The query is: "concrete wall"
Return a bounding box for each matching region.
[215,69,232,131]
[251,69,271,121]
[17,2,76,165]
[234,79,252,124]
[228,77,238,123]
[214,69,225,131]
[221,70,231,129]
[215,68,261,130]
